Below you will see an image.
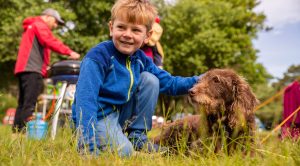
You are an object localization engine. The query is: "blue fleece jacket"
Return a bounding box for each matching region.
[72,40,199,151]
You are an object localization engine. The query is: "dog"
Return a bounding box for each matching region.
[153,69,259,155]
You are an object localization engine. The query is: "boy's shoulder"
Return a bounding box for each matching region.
[85,40,115,62]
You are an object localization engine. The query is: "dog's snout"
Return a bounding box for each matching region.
[189,89,196,96]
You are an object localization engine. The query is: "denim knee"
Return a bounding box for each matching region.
[118,142,134,157]
[140,72,159,91]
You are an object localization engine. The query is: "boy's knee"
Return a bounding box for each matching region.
[118,142,134,157]
[140,72,159,88]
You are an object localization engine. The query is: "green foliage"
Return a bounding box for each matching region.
[252,81,282,129]
[0,93,17,121]
[159,0,270,85]
[0,61,18,92]
[62,0,113,56]
[255,64,300,129]
[0,0,76,62]
[68,0,112,37]
[273,64,300,90]
[255,99,282,129]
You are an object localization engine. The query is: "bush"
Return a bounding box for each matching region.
[0,93,17,121]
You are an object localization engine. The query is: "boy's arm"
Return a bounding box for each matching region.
[145,58,200,95]
[74,58,105,152]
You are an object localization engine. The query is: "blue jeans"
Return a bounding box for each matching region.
[95,72,159,156]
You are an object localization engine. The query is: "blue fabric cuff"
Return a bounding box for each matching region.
[197,73,205,81]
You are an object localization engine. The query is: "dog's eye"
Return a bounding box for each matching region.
[212,76,220,83]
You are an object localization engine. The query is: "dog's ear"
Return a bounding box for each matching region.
[233,76,258,113]
[228,76,259,128]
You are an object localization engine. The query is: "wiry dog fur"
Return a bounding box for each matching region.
[153,69,259,154]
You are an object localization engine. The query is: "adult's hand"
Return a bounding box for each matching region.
[69,52,80,60]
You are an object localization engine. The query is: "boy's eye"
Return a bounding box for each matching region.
[133,28,142,32]
[117,25,125,29]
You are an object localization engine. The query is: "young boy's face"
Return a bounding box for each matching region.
[109,18,152,55]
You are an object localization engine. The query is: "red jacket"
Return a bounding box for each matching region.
[14,16,73,77]
[283,81,300,125]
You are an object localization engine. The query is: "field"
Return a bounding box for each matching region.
[0,125,300,166]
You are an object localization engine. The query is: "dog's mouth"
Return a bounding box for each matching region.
[188,95,221,115]
[188,95,210,110]
[188,94,211,105]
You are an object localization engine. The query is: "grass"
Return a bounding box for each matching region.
[0,124,300,166]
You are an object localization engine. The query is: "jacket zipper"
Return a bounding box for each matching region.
[126,57,134,101]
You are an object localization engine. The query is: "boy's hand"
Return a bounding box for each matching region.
[196,73,206,82]
[69,52,80,60]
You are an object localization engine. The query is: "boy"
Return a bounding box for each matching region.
[72,0,200,157]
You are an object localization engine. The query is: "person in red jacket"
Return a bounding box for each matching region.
[13,8,80,133]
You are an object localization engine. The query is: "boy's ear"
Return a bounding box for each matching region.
[109,21,113,37]
[144,30,153,44]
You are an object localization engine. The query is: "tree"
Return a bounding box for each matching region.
[254,65,300,129]
[272,64,300,90]
[63,0,113,54]
[158,0,271,85]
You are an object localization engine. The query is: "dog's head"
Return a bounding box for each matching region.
[189,69,259,116]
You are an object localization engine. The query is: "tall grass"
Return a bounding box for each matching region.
[0,124,299,166]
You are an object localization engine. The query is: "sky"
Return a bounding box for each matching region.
[253,0,300,79]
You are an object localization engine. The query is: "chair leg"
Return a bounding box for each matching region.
[51,82,68,140]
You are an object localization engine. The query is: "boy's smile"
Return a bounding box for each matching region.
[109,18,151,55]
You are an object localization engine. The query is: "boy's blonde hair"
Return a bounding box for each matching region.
[111,0,157,31]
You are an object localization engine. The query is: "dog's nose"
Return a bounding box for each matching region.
[189,89,196,96]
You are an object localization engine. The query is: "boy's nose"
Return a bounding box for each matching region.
[123,29,133,37]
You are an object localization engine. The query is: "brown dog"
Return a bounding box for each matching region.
[154,69,259,154]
